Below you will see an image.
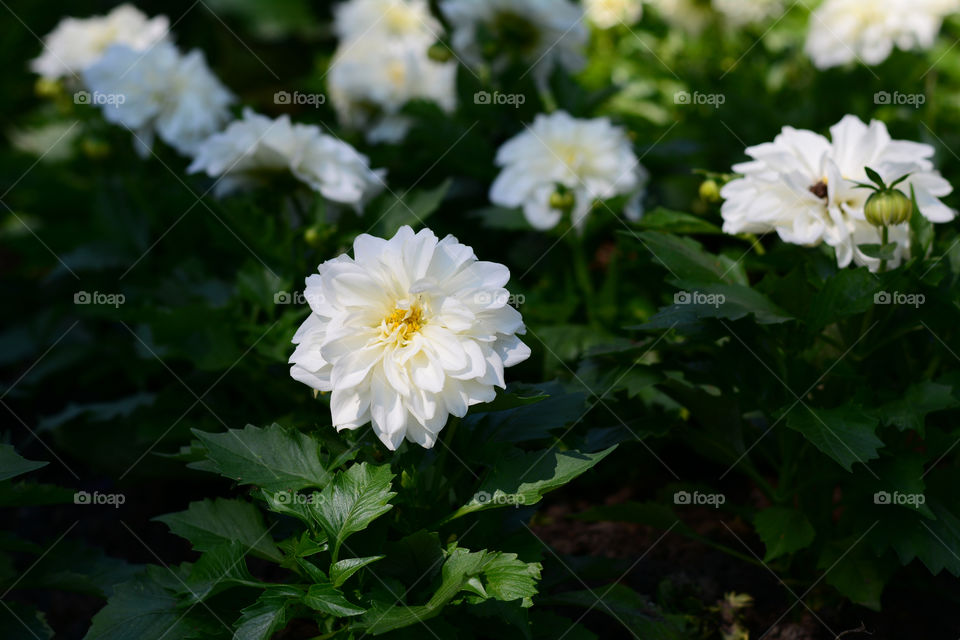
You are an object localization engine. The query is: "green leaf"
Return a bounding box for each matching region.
[310,463,396,561]
[0,481,74,507]
[0,602,54,640]
[910,184,934,256]
[473,206,530,230]
[191,424,330,492]
[753,507,816,561]
[877,382,959,434]
[805,268,880,331]
[628,231,747,285]
[154,498,282,563]
[864,167,885,189]
[180,543,260,604]
[857,243,897,261]
[449,447,615,520]
[641,282,792,329]
[372,179,451,237]
[302,582,367,617]
[818,543,897,611]
[634,207,721,234]
[785,405,883,472]
[544,584,687,639]
[233,586,303,640]
[331,555,385,588]
[0,444,46,482]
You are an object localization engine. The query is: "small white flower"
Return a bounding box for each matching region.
[440,0,588,87]
[490,111,647,230]
[805,0,960,69]
[721,114,955,271]
[31,4,169,80]
[649,0,712,33]
[83,41,233,156]
[334,0,440,44]
[289,226,531,450]
[188,109,386,205]
[327,37,456,144]
[712,0,784,27]
[585,0,643,29]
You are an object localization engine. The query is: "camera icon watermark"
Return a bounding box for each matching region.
[274,290,321,306]
[473,491,526,508]
[673,490,726,508]
[74,90,126,106]
[473,291,525,307]
[874,291,924,308]
[474,91,526,108]
[873,491,925,507]
[74,490,126,508]
[674,91,725,109]
[273,490,320,505]
[274,90,326,108]
[674,290,725,308]
[874,91,925,109]
[74,291,125,308]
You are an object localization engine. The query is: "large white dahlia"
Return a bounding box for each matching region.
[188,109,385,205]
[805,0,960,69]
[490,111,647,230]
[721,115,955,271]
[83,41,233,156]
[289,226,531,450]
[440,0,588,87]
[31,4,169,80]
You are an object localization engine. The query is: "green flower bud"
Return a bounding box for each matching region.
[427,43,453,63]
[864,188,912,227]
[699,179,721,203]
[81,138,110,159]
[549,190,575,212]
[304,226,322,248]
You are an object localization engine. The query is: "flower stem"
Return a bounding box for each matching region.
[879,225,889,273]
[567,232,599,327]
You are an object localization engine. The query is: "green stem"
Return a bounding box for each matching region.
[879,225,889,273]
[567,233,600,328]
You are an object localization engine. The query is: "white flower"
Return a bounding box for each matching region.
[31,4,169,80]
[490,111,647,230]
[334,0,440,44]
[83,41,233,156]
[585,0,643,29]
[649,0,712,33]
[188,109,385,205]
[327,37,456,143]
[805,0,960,69]
[721,115,954,270]
[713,0,784,27]
[289,226,531,450]
[440,0,588,87]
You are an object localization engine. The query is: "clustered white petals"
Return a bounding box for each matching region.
[712,0,784,27]
[585,0,644,29]
[328,0,456,143]
[440,0,588,88]
[721,115,955,271]
[805,0,960,69]
[490,111,647,230]
[188,108,385,205]
[289,226,531,450]
[83,41,233,156]
[30,4,169,80]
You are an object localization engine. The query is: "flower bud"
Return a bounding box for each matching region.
[549,190,575,212]
[864,189,912,227]
[34,77,61,99]
[427,43,453,63]
[304,226,322,248]
[699,179,721,203]
[81,137,111,159]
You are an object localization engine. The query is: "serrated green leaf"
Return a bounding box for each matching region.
[233,586,303,640]
[302,582,366,617]
[634,207,721,234]
[310,463,395,561]
[877,382,959,434]
[628,231,747,285]
[0,444,46,482]
[331,555,385,587]
[641,282,792,329]
[818,543,897,611]
[154,498,282,563]
[180,542,261,604]
[753,507,816,561]
[785,406,883,472]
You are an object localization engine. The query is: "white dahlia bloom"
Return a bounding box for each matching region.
[805,0,960,69]
[721,115,954,271]
[289,226,531,450]
[188,109,385,205]
[585,0,644,29]
[327,37,456,143]
[334,0,440,45]
[713,0,785,27]
[490,111,647,230]
[30,4,169,80]
[440,0,588,87]
[83,42,233,156]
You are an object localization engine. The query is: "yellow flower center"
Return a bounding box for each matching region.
[382,303,425,343]
[383,5,420,33]
[386,60,407,87]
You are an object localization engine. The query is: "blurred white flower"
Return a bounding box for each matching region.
[9,122,80,162]
[31,4,169,80]
[721,115,954,271]
[713,0,784,27]
[188,108,385,205]
[328,37,456,143]
[649,0,712,33]
[490,111,647,230]
[585,0,643,29]
[289,225,530,450]
[441,0,588,87]
[83,41,233,156]
[805,0,960,69]
[334,0,440,44]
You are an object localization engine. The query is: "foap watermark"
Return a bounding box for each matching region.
[674,490,726,508]
[74,90,126,106]
[274,290,321,306]
[674,91,725,109]
[474,91,526,108]
[473,491,527,507]
[874,291,925,308]
[874,91,925,108]
[273,490,322,505]
[74,490,126,508]
[874,491,926,507]
[274,90,326,108]
[74,291,125,308]
[674,290,725,308]
[473,291,525,307]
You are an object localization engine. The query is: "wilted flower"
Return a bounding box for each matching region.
[289,226,531,450]
[30,4,169,80]
[490,111,647,230]
[440,0,588,87]
[188,108,385,205]
[585,0,644,29]
[805,0,960,69]
[83,41,233,156]
[720,115,954,270]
